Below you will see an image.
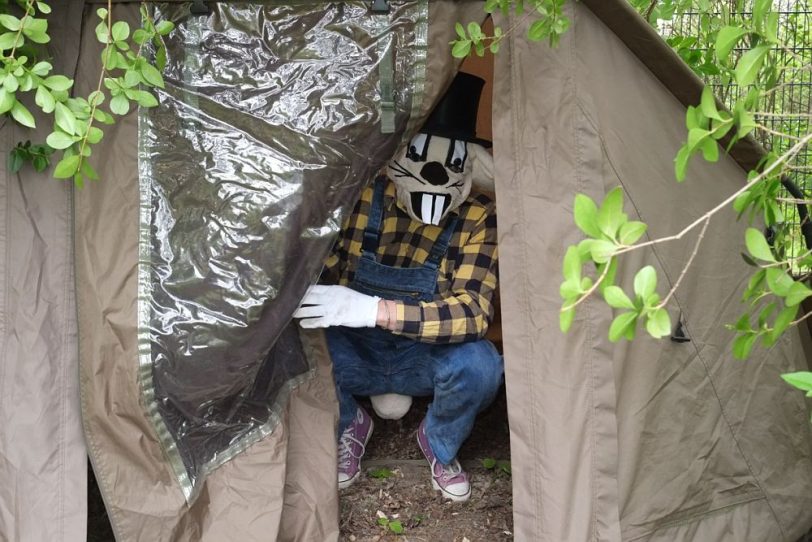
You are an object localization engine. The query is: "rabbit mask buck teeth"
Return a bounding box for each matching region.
[387,133,490,225]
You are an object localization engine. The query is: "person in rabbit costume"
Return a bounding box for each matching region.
[295,73,502,502]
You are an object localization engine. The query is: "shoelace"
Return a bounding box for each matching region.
[435,458,464,482]
[338,433,366,469]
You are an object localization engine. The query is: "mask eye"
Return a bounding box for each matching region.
[406,133,430,162]
[445,140,467,174]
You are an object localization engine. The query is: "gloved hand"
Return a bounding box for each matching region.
[294,285,380,328]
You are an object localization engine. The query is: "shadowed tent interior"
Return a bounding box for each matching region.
[0,1,811,542]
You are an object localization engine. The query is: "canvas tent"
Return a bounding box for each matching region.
[1,0,811,541]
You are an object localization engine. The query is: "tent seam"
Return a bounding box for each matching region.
[569,7,601,540]
[590,128,787,539]
[506,15,543,538]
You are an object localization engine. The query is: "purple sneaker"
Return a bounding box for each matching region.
[338,406,374,489]
[416,418,471,502]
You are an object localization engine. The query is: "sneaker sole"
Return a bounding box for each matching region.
[416,426,471,503]
[338,417,375,491]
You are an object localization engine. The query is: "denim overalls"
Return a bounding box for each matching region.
[325,178,503,465]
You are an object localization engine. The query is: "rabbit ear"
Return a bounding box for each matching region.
[468,143,494,193]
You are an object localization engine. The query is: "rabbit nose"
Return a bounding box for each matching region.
[420,162,449,186]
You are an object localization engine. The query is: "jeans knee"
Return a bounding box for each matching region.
[435,340,503,396]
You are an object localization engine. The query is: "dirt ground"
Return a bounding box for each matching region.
[87,391,513,542]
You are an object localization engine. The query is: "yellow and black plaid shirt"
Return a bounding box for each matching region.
[322,178,498,344]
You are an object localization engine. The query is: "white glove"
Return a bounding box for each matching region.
[294,285,380,328]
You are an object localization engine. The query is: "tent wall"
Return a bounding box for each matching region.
[493,2,812,541]
[72,2,481,540]
[0,4,88,542]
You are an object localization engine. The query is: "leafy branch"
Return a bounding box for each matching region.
[450,0,570,58]
[0,1,174,185]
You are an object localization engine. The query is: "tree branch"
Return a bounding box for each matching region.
[657,217,710,309]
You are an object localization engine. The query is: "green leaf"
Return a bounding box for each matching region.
[88,90,105,108]
[43,75,73,92]
[141,63,164,88]
[699,137,719,162]
[737,110,756,138]
[765,12,779,43]
[573,193,601,238]
[597,187,625,239]
[765,267,794,298]
[0,14,21,31]
[732,333,757,359]
[646,308,671,339]
[111,21,129,42]
[86,126,103,145]
[772,304,799,339]
[123,70,142,88]
[30,61,52,76]
[33,85,54,113]
[455,22,466,39]
[753,0,771,31]
[96,8,108,19]
[388,520,404,534]
[3,74,18,93]
[598,258,618,294]
[633,266,657,299]
[618,221,647,246]
[700,86,721,121]
[587,240,617,264]
[604,286,635,310]
[36,2,51,14]
[528,19,548,41]
[132,28,149,45]
[781,371,812,392]
[155,46,167,72]
[451,39,472,58]
[560,304,575,332]
[0,89,13,115]
[744,228,775,262]
[715,26,747,63]
[9,149,24,173]
[0,31,21,50]
[482,458,497,469]
[609,311,637,342]
[734,45,771,87]
[53,154,80,179]
[45,130,76,150]
[368,467,393,479]
[10,101,35,128]
[674,145,691,182]
[132,90,158,108]
[785,281,812,307]
[54,102,77,135]
[109,94,130,116]
[92,108,115,125]
[156,20,175,36]
[562,245,581,282]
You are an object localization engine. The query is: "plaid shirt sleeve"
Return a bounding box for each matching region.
[391,196,498,344]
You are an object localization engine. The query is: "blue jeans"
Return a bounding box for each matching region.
[326,326,504,465]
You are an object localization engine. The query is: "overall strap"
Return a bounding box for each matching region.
[361,177,388,256]
[425,214,459,270]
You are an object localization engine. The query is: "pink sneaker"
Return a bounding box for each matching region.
[416,418,471,502]
[338,406,374,489]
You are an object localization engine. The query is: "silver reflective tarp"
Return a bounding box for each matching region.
[138,1,428,500]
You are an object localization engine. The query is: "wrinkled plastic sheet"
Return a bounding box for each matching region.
[138,1,427,501]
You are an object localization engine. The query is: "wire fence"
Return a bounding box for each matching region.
[660,0,811,273]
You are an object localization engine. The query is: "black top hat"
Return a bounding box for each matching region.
[420,72,492,148]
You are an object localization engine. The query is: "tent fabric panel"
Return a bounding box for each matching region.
[0,3,88,541]
[492,3,622,540]
[71,5,309,539]
[572,5,812,540]
[643,498,781,541]
[74,1,471,539]
[581,0,764,174]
